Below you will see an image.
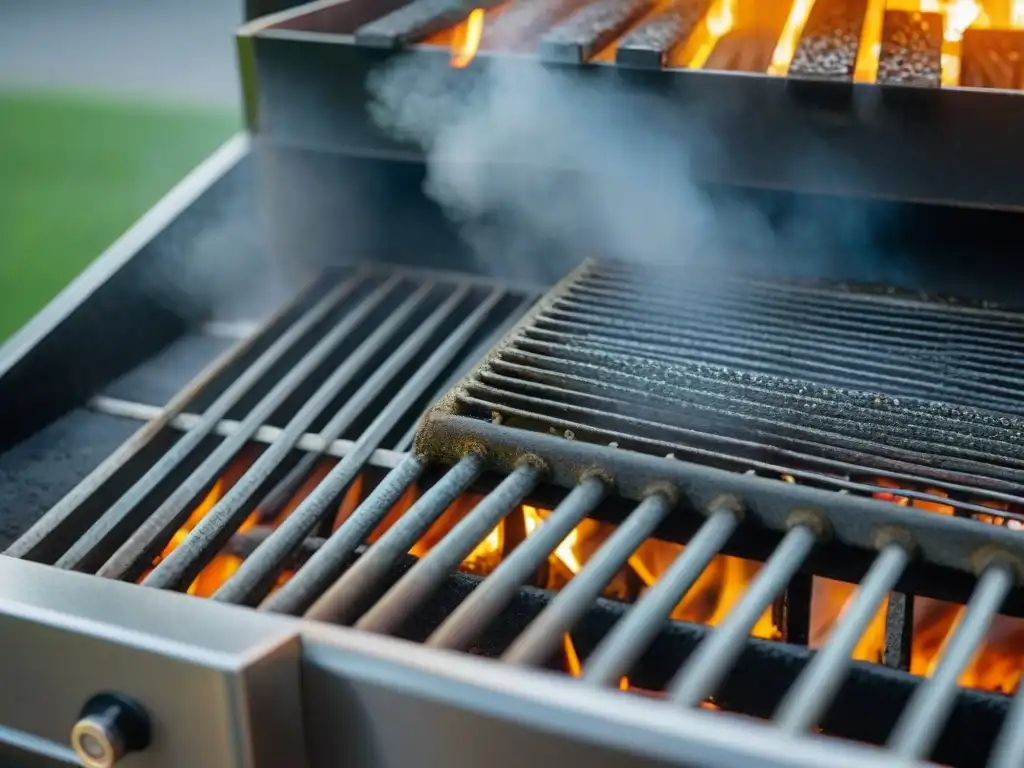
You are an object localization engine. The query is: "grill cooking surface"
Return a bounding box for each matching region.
[440,260,1024,519]
[10,258,1024,768]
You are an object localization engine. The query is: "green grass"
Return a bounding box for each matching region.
[0,89,240,341]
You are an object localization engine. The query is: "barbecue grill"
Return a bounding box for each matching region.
[6,0,1024,766]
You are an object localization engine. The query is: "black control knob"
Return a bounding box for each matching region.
[70,693,151,768]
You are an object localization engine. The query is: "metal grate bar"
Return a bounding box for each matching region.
[876,10,943,87]
[228,282,473,535]
[480,0,587,50]
[259,456,425,615]
[215,288,506,606]
[479,355,1024,506]
[392,293,537,453]
[537,0,654,64]
[961,28,1024,90]
[882,591,913,671]
[356,465,543,635]
[888,563,1014,760]
[417,413,1024,586]
[304,453,485,624]
[776,572,812,645]
[142,282,439,591]
[566,274,1024,356]
[96,275,402,580]
[87,397,407,471]
[774,542,911,733]
[503,337,1024,459]
[522,317,1024,414]
[668,523,819,707]
[470,348,1024,494]
[989,661,1024,767]
[502,491,674,667]
[354,0,498,48]
[548,293,1024,389]
[2,275,318,561]
[579,269,1024,349]
[787,0,868,81]
[426,477,606,652]
[586,263,1024,330]
[54,272,373,571]
[581,496,742,687]
[614,0,712,68]
[201,319,262,340]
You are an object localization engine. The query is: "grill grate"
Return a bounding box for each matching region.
[7,264,533,583]
[442,260,1024,520]
[12,259,1024,768]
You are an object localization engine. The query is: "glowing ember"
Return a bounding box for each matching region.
[451,8,486,68]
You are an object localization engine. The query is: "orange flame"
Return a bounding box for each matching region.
[452,8,486,68]
[767,0,817,74]
[866,475,1024,693]
[672,0,737,68]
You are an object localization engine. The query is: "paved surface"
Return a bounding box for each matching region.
[0,0,242,106]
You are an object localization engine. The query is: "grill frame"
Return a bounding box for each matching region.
[5,7,1024,767]
[0,554,934,768]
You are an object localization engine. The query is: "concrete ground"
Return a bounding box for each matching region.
[0,0,242,106]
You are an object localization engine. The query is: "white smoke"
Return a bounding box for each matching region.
[365,45,901,283]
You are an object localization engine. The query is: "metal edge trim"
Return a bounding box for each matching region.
[0,134,251,383]
[238,0,357,35]
[298,623,916,768]
[237,35,261,132]
[0,725,79,766]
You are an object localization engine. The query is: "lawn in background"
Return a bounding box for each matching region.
[0,89,239,341]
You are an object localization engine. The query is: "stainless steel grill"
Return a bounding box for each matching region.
[10,254,1024,767]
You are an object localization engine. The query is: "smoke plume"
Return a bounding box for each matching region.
[365,43,908,285]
